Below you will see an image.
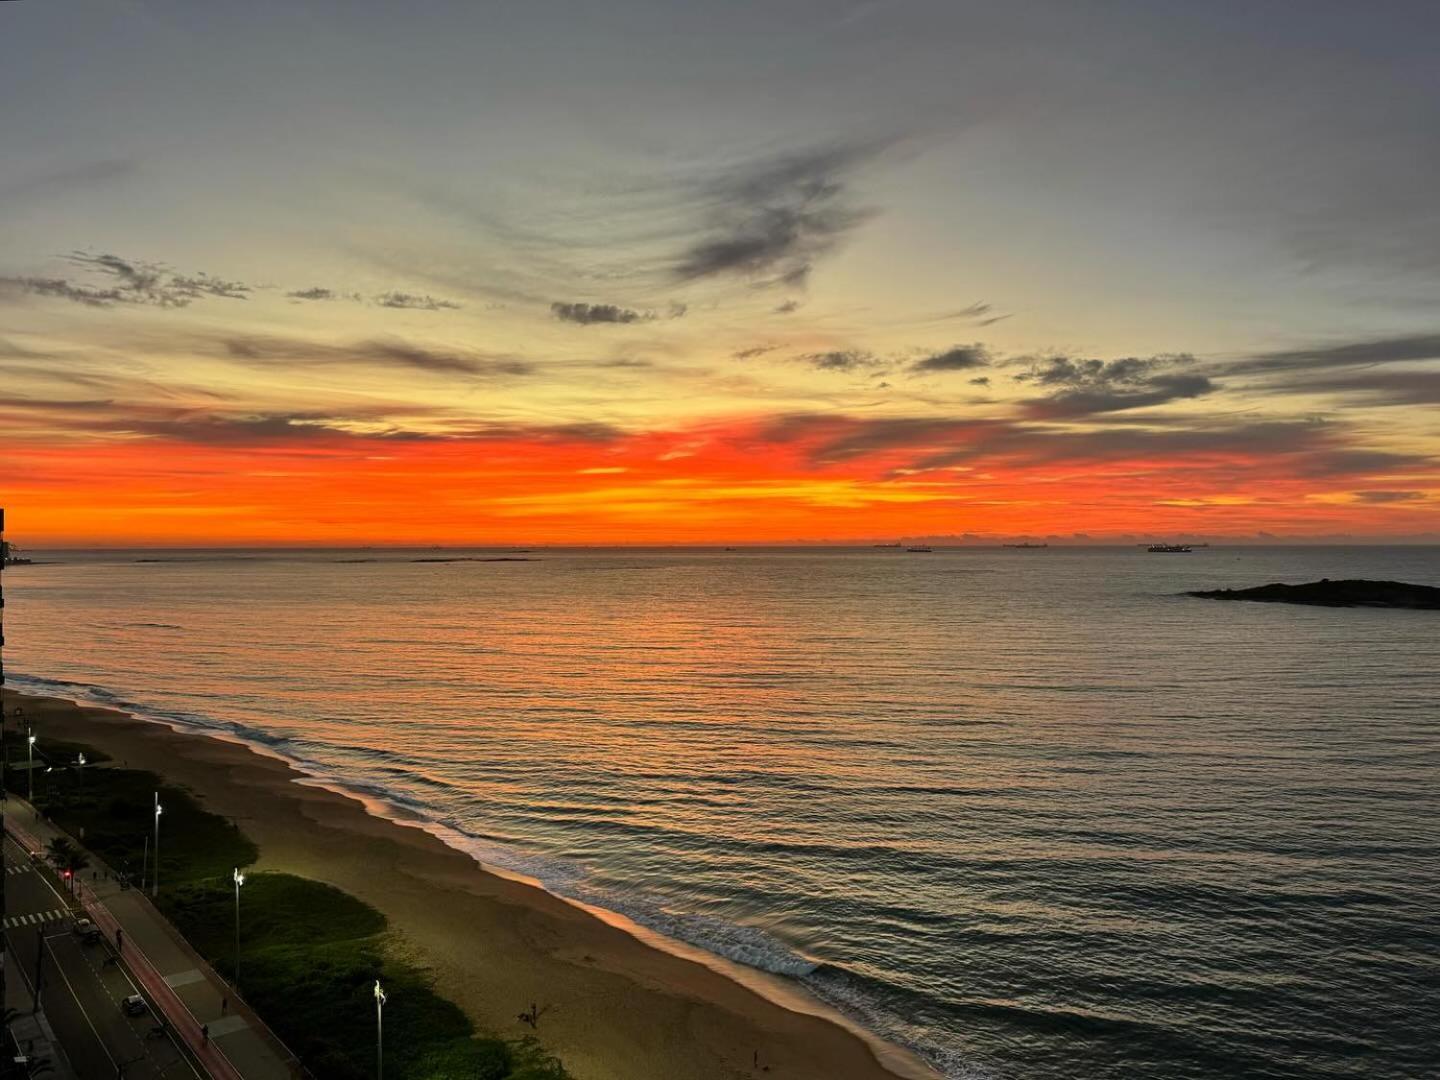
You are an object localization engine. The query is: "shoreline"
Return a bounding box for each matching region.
[3,687,940,1080]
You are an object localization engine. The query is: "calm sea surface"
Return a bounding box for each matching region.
[5,547,1439,1079]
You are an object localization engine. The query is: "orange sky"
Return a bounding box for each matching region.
[7,409,1437,545]
[3,5,1439,545]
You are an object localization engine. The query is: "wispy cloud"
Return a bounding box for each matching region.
[671,141,884,288]
[802,349,883,373]
[220,335,530,377]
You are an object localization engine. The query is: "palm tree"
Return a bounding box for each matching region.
[44,837,89,889]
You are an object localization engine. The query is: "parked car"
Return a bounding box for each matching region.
[122,994,148,1017]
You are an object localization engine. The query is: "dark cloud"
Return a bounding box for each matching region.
[374,291,461,311]
[1237,333,1440,374]
[755,414,997,465]
[911,344,992,373]
[0,277,126,307]
[672,141,882,287]
[969,376,991,386]
[1,253,251,309]
[219,335,530,377]
[118,411,431,445]
[66,252,252,306]
[286,287,353,302]
[1261,370,1440,407]
[749,411,1430,483]
[1014,353,1216,417]
[733,344,778,360]
[802,349,882,373]
[774,300,800,314]
[1353,490,1427,503]
[551,301,648,325]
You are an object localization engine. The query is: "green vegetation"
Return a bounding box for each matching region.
[3,731,569,1080]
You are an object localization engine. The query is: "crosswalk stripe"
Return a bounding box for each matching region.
[0,910,69,929]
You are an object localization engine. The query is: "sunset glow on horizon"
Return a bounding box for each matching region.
[3,2,1438,546]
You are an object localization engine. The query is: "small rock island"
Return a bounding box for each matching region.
[1187,578,1440,609]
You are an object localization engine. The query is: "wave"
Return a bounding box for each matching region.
[8,668,975,1079]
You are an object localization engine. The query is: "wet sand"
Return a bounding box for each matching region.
[4,689,938,1080]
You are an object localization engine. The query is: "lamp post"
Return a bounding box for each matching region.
[152,792,163,898]
[27,730,35,804]
[374,980,386,1080]
[76,752,85,789]
[233,867,245,989]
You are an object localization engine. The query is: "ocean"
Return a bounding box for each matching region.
[4,546,1438,1079]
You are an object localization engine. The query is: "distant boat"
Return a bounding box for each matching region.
[906,545,934,553]
[1004,542,1048,549]
[1147,544,1193,553]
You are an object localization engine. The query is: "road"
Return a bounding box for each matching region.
[5,837,201,1079]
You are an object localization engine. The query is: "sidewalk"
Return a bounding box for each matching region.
[6,800,301,1080]
[4,949,77,1080]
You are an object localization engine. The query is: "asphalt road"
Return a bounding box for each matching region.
[4,837,201,1079]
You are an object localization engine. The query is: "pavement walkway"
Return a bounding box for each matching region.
[6,800,301,1080]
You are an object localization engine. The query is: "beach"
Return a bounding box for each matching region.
[4,688,934,1080]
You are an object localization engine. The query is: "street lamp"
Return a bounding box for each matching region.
[374,980,387,1080]
[26,730,35,803]
[233,868,245,989]
[152,792,163,898]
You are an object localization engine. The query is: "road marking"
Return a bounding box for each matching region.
[2,909,67,929]
[40,935,119,1073]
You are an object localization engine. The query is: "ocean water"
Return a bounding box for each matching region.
[4,546,1439,1079]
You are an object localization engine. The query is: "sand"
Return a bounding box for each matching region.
[3,690,938,1080]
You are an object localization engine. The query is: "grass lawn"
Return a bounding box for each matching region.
[4,731,569,1080]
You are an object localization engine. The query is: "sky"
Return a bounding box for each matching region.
[2,0,1438,545]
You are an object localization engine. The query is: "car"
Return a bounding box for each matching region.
[72,918,102,944]
[122,994,148,1017]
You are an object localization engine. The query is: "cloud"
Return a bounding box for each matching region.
[0,277,127,307]
[671,141,882,287]
[66,252,252,306]
[733,344,778,360]
[1353,490,1427,503]
[286,287,351,302]
[1014,353,1216,417]
[1,252,252,309]
[747,410,1432,485]
[219,335,531,377]
[374,291,461,311]
[551,301,649,325]
[1260,370,1440,407]
[969,376,991,386]
[774,300,800,314]
[802,349,882,372]
[1237,333,1440,374]
[911,344,992,373]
